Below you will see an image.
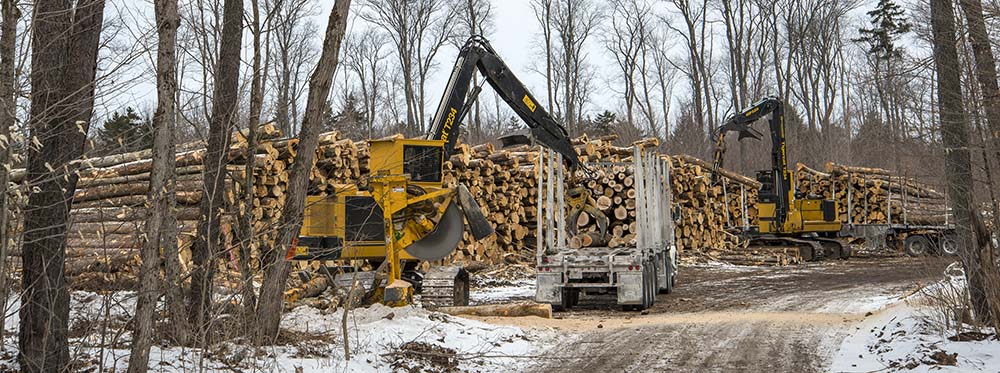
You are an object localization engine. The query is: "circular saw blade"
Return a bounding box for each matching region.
[404,203,464,261]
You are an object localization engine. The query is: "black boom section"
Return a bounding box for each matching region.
[426,36,580,169]
[714,97,791,230]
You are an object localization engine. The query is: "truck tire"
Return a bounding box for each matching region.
[937,235,959,256]
[647,263,656,307]
[640,265,651,310]
[658,255,673,294]
[553,288,576,312]
[904,235,932,257]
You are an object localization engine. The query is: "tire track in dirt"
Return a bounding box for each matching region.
[518,257,951,372]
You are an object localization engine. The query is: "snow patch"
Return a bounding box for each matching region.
[471,278,535,304]
[1,292,554,372]
[831,270,1000,372]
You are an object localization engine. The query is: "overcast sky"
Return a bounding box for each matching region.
[99,0,888,130]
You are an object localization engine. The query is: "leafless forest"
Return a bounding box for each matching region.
[0,0,999,371]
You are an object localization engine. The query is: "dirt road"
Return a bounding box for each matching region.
[475,257,952,372]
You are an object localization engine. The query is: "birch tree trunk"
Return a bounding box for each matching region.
[128,0,181,369]
[256,0,351,343]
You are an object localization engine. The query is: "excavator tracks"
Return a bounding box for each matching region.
[419,266,470,308]
[748,235,848,261]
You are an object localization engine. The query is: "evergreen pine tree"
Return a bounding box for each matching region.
[855,0,912,59]
[97,107,153,152]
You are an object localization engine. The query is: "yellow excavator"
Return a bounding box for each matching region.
[712,96,848,260]
[287,36,608,307]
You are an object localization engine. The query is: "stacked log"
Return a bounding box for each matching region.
[7,124,290,277]
[5,128,775,280]
[427,135,755,265]
[796,162,949,225]
[667,156,748,255]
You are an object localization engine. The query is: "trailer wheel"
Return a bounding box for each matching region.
[937,236,959,256]
[648,263,657,306]
[904,235,932,257]
[642,264,653,309]
[659,268,674,294]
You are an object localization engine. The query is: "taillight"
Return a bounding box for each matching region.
[285,237,301,260]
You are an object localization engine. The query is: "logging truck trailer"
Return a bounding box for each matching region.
[840,223,957,257]
[535,147,677,311]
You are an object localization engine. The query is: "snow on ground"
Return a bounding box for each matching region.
[831,301,999,372]
[1,291,553,372]
[831,265,1000,372]
[470,278,534,305]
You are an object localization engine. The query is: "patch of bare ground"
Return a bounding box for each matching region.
[472,257,951,372]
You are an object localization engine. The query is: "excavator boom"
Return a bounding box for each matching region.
[427,36,581,168]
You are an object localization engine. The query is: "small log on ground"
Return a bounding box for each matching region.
[283,275,330,304]
[437,302,552,319]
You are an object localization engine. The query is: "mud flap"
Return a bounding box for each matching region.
[617,272,643,305]
[535,272,563,304]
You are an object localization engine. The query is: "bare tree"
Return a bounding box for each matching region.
[959,0,1000,177]
[189,0,242,339]
[270,0,318,135]
[129,0,181,368]
[604,0,653,131]
[666,0,714,138]
[531,0,556,110]
[19,0,105,371]
[649,29,677,141]
[362,0,456,136]
[343,29,389,138]
[0,0,18,339]
[452,0,494,141]
[256,0,351,343]
[929,0,990,323]
[553,0,602,134]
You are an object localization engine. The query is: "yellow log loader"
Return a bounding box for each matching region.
[286,36,608,307]
[712,96,848,260]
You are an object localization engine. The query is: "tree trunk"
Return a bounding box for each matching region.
[929,0,990,323]
[0,0,17,343]
[239,0,266,321]
[128,0,181,369]
[256,0,352,343]
[189,0,242,341]
[19,1,104,371]
[959,0,1000,324]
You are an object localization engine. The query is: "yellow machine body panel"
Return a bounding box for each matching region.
[758,198,841,234]
[291,138,450,262]
[367,138,446,190]
[292,191,422,261]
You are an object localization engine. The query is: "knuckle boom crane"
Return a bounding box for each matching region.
[288,36,607,307]
[712,96,849,260]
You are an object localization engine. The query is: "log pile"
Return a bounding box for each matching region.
[8,124,293,280]
[796,162,950,225]
[5,128,775,283]
[433,135,757,265]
